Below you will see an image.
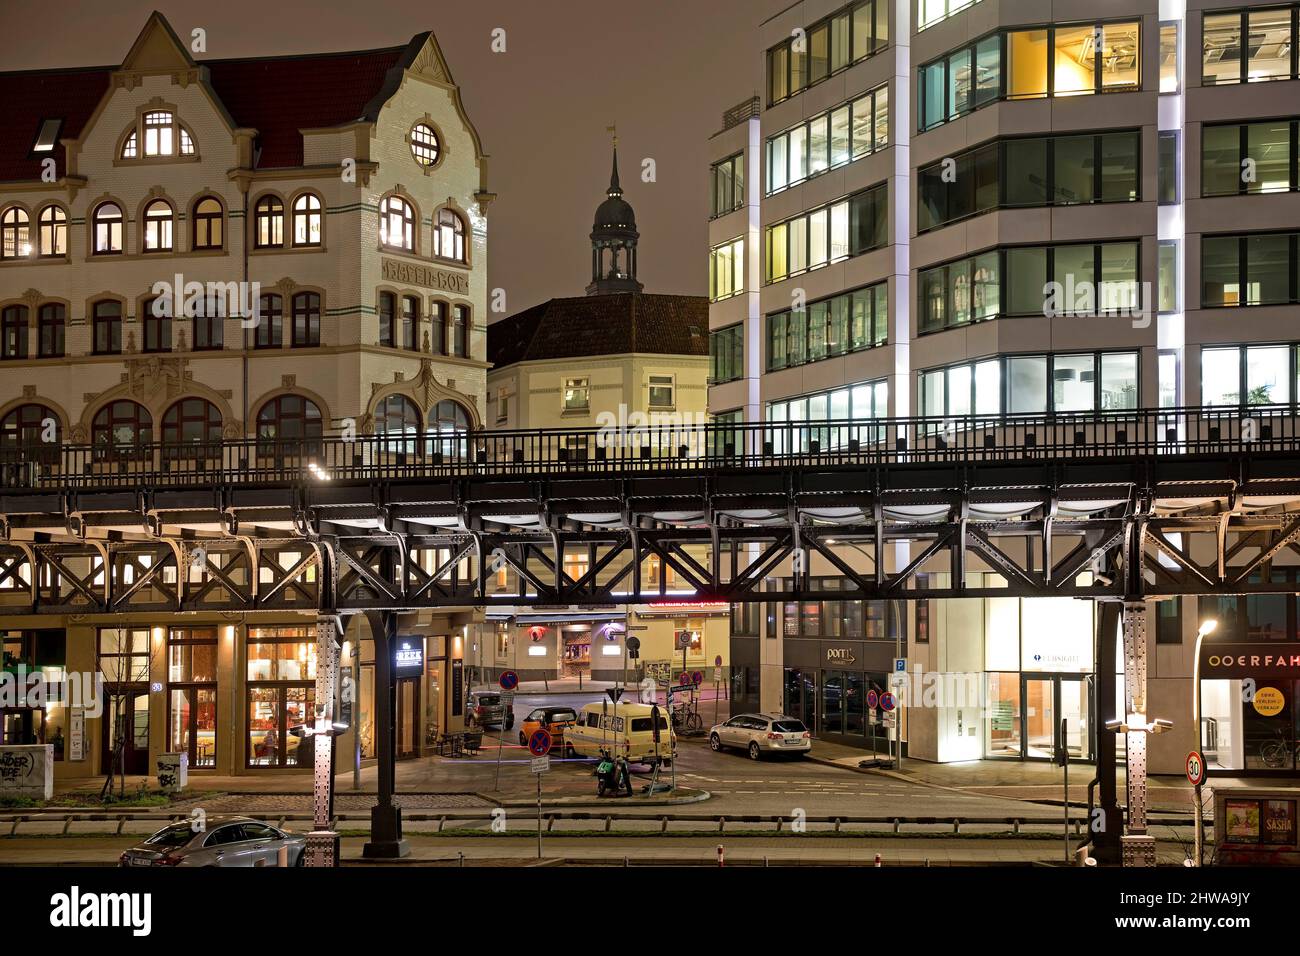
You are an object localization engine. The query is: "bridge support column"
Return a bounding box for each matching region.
[363,608,408,858]
[1092,602,1122,865]
[306,616,341,867]
[1120,600,1157,867]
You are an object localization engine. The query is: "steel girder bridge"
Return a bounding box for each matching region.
[4,405,1299,865]
[0,406,1299,613]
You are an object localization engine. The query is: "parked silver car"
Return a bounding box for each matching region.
[709,713,812,759]
[119,816,306,867]
[466,689,515,730]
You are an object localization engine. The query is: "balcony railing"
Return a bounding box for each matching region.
[1,406,1297,489]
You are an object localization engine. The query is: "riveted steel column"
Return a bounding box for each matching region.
[1120,600,1157,867]
[305,615,340,867]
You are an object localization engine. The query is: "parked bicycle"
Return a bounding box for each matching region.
[1259,728,1298,769]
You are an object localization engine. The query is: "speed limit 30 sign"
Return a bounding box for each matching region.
[1186,750,1207,787]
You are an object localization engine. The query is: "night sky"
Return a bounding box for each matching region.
[0,0,759,315]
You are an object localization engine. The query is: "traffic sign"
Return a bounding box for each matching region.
[606,687,624,704]
[675,630,693,650]
[714,655,723,667]
[691,670,704,686]
[625,636,641,653]
[531,755,550,774]
[882,710,897,729]
[880,692,897,712]
[1186,750,1207,787]
[865,689,879,709]
[528,728,553,757]
[712,667,722,682]
[894,658,907,673]
[499,670,519,691]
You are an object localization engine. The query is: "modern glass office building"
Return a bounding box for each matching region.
[710,0,1300,775]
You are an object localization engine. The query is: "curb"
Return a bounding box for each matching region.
[494,788,711,809]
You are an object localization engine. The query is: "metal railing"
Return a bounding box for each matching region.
[2,405,1298,489]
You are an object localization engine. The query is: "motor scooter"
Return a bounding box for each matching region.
[594,749,632,797]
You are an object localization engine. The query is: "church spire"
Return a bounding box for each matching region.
[587,131,643,296]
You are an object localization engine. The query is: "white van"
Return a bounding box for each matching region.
[564,701,675,766]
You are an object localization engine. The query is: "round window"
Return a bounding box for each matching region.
[410,123,441,167]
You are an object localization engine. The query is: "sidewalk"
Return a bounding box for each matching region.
[804,740,1238,814]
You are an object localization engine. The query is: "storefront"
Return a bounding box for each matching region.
[245,626,316,769]
[980,596,1106,762]
[1199,642,1300,776]
[781,639,896,750]
[1,629,67,757]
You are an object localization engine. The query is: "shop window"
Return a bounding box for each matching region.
[246,626,316,769]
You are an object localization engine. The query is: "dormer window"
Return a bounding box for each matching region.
[120,110,196,160]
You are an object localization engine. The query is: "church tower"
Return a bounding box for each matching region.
[586,142,644,295]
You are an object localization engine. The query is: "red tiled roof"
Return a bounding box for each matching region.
[0,68,111,182]
[0,45,408,182]
[205,47,405,169]
[489,293,710,369]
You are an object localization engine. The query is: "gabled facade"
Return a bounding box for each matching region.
[0,13,494,777]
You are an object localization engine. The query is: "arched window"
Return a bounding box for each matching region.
[37,206,66,257]
[428,302,447,355]
[433,208,466,262]
[256,394,323,457]
[1,207,31,259]
[291,292,320,348]
[92,400,152,460]
[452,305,469,358]
[291,193,322,247]
[92,300,122,355]
[121,110,195,160]
[192,196,223,250]
[93,202,124,255]
[380,195,415,250]
[255,292,282,349]
[0,403,59,461]
[142,199,173,252]
[37,303,64,358]
[375,395,422,455]
[429,399,471,460]
[378,292,396,348]
[142,296,171,353]
[162,398,222,457]
[400,295,419,351]
[410,123,440,167]
[1,306,28,360]
[254,195,284,248]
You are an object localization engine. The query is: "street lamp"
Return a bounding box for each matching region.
[1191,618,1218,867]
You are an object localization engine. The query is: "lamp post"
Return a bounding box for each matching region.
[1191,618,1218,867]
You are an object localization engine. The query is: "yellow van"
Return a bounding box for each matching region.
[563,701,675,766]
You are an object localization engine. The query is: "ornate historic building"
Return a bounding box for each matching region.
[0,13,492,776]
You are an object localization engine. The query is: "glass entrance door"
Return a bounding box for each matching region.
[1059,676,1092,760]
[101,689,150,775]
[1021,674,1093,761]
[1024,677,1057,759]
